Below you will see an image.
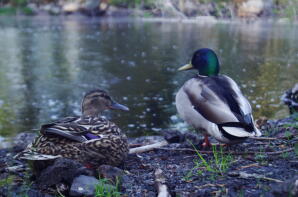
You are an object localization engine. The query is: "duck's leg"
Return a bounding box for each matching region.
[202,134,212,148]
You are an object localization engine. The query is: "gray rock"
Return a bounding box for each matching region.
[62,2,80,13]
[97,165,123,184]
[182,132,202,148]
[36,158,93,189]
[162,129,185,143]
[271,176,298,197]
[13,132,38,152]
[129,135,164,145]
[49,6,61,15]
[69,175,98,197]
[27,189,54,197]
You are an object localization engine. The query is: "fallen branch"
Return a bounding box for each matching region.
[155,147,256,155]
[154,169,171,197]
[129,141,169,154]
[155,147,294,156]
[239,172,283,183]
[266,148,294,155]
[195,183,225,189]
[128,143,144,148]
[249,137,278,140]
[237,163,259,170]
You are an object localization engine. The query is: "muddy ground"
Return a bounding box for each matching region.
[0,114,297,197]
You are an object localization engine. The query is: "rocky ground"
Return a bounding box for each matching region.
[0,114,297,197]
[0,0,296,21]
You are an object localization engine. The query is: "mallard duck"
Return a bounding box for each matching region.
[281,83,298,114]
[175,48,261,146]
[16,89,129,167]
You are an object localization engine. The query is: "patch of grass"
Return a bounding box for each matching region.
[282,123,298,130]
[255,147,268,165]
[95,178,121,197]
[0,7,17,15]
[0,175,15,187]
[294,142,298,156]
[194,145,233,175]
[184,143,233,181]
[21,7,34,15]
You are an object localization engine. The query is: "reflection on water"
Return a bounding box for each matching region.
[0,17,297,137]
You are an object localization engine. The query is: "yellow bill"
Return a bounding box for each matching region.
[178,63,193,71]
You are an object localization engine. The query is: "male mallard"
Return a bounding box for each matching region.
[17,89,129,167]
[175,48,261,146]
[281,83,298,114]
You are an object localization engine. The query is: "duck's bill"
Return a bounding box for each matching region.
[178,63,193,71]
[110,102,130,111]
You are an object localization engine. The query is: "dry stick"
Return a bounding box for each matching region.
[155,147,294,156]
[129,140,169,154]
[195,183,225,189]
[237,163,259,170]
[239,172,283,183]
[128,140,294,155]
[128,143,144,148]
[154,169,171,197]
[267,148,294,155]
[249,137,278,140]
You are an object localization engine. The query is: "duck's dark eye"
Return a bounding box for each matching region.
[103,95,111,100]
[91,94,101,98]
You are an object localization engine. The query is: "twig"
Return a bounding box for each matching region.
[129,141,169,154]
[239,172,283,183]
[155,147,256,155]
[128,143,144,148]
[154,169,171,197]
[155,147,294,156]
[237,163,259,170]
[249,137,278,140]
[195,183,225,189]
[266,148,294,155]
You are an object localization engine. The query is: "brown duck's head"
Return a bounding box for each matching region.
[81,89,129,116]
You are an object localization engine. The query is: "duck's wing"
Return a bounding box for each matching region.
[40,116,89,143]
[184,75,260,138]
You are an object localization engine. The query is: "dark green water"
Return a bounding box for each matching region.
[0,16,297,137]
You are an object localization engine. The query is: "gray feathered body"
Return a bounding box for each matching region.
[176,74,261,144]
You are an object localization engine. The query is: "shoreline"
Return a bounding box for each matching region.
[0,14,297,25]
[0,114,297,196]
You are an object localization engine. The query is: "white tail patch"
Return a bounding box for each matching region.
[254,127,262,137]
[18,153,61,161]
[222,126,253,137]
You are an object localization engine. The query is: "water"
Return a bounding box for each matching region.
[0,16,297,137]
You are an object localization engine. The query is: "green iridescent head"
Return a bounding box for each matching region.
[178,48,220,76]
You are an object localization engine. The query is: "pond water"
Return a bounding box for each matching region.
[0,16,297,137]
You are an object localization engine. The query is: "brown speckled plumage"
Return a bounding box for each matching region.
[16,89,129,167]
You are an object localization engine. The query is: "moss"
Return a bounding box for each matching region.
[0,7,17,15]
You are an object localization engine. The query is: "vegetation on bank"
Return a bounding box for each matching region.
[0,0,297,20]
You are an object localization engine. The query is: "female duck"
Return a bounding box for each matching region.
[17,89,129,167]
[176,48,261,146]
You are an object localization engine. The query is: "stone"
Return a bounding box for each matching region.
[237,0,264,17]
[129,136,164,145]
[0,136,12,149]
[80,0,109,16]
[63,2,80,13]
[49,6,61,15]
[36,158,93,189]
[271,176,298,197]
[12,132,38,152]
[97,165,123,184]
[27,189,54,197]
[162,129,184,143]
[69,175,98,197]
[182,132,202,148]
